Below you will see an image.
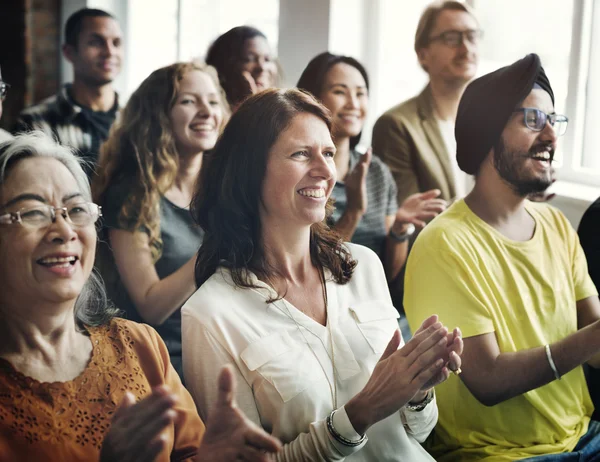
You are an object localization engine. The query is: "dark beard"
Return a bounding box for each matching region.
[493,136,553,197]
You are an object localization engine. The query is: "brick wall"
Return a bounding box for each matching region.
[0,0,61,131]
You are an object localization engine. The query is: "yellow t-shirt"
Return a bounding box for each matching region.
[404,199,597,461]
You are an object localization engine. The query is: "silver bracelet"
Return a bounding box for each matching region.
[404,389,435,412]
[545,344,561,381]
[326,409,367,447]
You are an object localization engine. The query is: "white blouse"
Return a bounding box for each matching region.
[182,243,437,461]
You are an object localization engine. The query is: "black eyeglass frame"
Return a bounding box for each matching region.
[428,29,483,47]
[512,107,569,136]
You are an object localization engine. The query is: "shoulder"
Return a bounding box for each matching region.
[375,95,420,126]
[579,196,600,231]
[527,201,573,238]
[345,242,383,271]
[19,93,62,118]
[94,317,160,345]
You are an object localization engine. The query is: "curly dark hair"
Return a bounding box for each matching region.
[192,88,356,297]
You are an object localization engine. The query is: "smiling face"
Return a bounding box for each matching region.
[492,89,557,196]
[0,157,96,309]
[319,62,368,141]
[169,70,225,157]
[64,16,123,86]
[260,112,336,229]
[418,9,479,85]
[240,36,278,90]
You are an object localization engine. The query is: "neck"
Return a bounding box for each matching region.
[170,151,203,198]
[261,222,314,285]
[70,77,116,111]
[464,170,528,226]
[429,77,468,121]
[333,136,351,180]
[0,300,83,359]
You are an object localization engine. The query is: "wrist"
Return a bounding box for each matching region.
[408,390,429,405]
[345,394,372,435]
[389,222,415,243]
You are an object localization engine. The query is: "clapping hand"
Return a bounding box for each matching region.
[344,148,372,215]
[396,189,447,228]
[198,365,281,462]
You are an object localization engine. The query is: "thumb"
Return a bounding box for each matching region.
[362,147,373,165]
[419,189,441,200]
[216,365,236,408]
[379,329,401,362]
[113,391,136,420]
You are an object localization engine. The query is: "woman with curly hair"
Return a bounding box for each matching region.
[93,61,228,379]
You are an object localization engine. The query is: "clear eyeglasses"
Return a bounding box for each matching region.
[428,29,483,47]
[512,108,569,137]
[0,202,102,229]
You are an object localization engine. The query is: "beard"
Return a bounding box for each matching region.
[493,136,554,197]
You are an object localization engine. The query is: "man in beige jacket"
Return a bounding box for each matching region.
[372,1,480,205]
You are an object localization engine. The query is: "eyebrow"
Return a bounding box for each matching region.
[179,92,219,98]
[3,192,82,208]
[329,83,367,90]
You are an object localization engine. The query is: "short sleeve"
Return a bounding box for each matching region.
[101,182,138,231]
[382,162,398,216]
[569,224,598,302]
[404,241,495,338]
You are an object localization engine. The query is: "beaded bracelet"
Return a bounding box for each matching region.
[326,409,367,447]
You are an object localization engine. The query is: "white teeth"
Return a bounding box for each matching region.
[298,189,325,198]
[532,151,551,161]
[39,256,77,264]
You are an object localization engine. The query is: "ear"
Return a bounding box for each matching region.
[416,48,428,69]
[62,44,76,64]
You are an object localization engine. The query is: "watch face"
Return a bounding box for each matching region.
[406,223,416,236]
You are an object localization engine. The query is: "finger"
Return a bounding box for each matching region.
[414,212,438,221]
[245,427,282,454]
[138,433,168,462]
[410,219,427,229]
[216,365,236,408]
[413,358,446,388]
[406,327,449,368]
[241,71,258,94]
[128,409,177,450]
[378,329,401,362]
[419,189,442,200]
[238,445,276,462]
[399,322,442,357]
[447,350,462,372]
[123,388,177,427]
[362,147,373,165]
[413,315,438,336]
[113,391,136,421]
[426,366,451,388]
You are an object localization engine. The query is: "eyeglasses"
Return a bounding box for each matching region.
[0,202,102,229]
[512,108,568,137]
[428,29,483,48]
[0,82,9,101]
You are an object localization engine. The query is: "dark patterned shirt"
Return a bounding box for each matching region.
[13,84,118,176]
[330,149,398,257]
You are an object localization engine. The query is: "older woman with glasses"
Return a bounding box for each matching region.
[0,132,280,461]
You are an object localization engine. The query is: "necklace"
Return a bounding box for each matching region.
[275,267,338,409]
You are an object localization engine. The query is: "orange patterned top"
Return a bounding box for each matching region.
[0,318,204,462]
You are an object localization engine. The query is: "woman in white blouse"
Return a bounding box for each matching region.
[182,88,463,461]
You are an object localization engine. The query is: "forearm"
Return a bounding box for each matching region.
[332,209,363,241]
[383,223,409,282]
[134,256,197,325]
[469,321,600,405]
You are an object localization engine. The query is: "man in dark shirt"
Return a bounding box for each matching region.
[14,8,122,175]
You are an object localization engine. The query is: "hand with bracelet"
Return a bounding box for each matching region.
[345,315,463,436]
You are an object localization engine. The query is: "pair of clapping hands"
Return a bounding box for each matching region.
[346,315,463,435]
[100,366,280,462]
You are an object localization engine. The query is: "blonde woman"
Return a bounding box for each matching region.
[93,62,229,379]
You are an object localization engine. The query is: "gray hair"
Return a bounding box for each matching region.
[0,131,120,327]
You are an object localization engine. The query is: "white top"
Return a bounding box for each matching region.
[436,117,473,199]
[182,243,437,461]
[0,128,13,143]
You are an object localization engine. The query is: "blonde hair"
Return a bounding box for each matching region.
[93,62,229,261]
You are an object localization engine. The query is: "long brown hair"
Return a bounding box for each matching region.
[92,62,228,261]
[192,88,356,295]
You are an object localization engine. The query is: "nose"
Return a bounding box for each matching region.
[310,150,335,180]
[540,119,558,146]
[46,210,77,244]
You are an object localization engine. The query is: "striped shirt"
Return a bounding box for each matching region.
[13,84,118,175]
[330,149,398,257]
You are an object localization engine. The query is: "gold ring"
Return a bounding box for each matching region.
[451,367,462,376]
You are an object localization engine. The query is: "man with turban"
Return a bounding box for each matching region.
[404,53,600,460]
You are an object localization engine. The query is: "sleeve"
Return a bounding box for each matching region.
[371,113,420,206]
[399,394,438,443]
[403,240,495,338]
[382,161,398,216]
[182,308,365,461]
[101,182,138,231]
[577,201,600,297]
[143,324,204,462]
[12,113,35,134]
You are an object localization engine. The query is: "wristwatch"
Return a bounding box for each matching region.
[389,223,416,242]
[405,389,435,412]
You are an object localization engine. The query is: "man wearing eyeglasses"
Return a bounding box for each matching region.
[0,66,13,143]
[372,0,480,207]
[405,53,600,460]
[13,8,122,176]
